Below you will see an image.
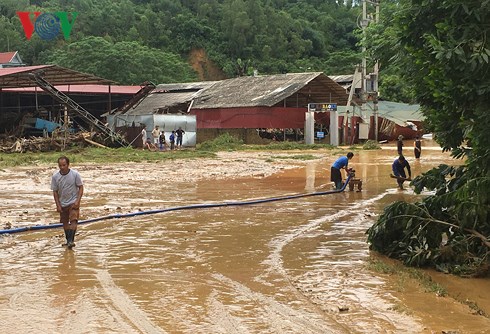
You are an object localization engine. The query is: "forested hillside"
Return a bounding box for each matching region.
[0,0,363,85]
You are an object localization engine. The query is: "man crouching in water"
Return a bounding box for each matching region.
[331,152,354,190]
[51,156,84,249]
[392,155,412,190]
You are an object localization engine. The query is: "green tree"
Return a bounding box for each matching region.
[367,0,490,277]
[40,36,198,84]
[0,16,24,52]
[220,0,253,57]
[169,14,219,54]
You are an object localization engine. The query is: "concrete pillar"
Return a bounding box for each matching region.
[305,111,315,145]
[330,110,339,146]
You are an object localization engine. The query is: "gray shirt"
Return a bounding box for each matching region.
[51,169,83,207]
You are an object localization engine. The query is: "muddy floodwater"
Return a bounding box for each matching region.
[0,143,489,333]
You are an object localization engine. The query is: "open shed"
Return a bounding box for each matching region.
[0,65,134,143]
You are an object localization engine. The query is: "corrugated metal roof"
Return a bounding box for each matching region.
[0,65,115,88]
[155,81,218,92]
[3,84,139,94]
[328,74,354,83]
[192,72,349,109]
[121,90,199,115]
[367,101,423,125]
[117,72,351,115]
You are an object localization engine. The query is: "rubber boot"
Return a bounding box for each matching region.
[63,229,69,246]
[67,229,76,248]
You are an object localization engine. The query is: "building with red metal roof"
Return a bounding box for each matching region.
[0,65,140,135]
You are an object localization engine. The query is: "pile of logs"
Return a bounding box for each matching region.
[0,131,107,153]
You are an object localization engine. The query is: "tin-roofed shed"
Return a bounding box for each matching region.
[190,72,348,133]
[109,73,350,145]
[192,72,348,109]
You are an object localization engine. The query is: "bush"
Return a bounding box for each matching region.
[362,140,381,150]
[196,133,244,152]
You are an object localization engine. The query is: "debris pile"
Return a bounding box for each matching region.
[0,131,103,153]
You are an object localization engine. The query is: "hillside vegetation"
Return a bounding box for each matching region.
[0,0,363,84]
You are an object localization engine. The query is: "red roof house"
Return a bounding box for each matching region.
[0,51,25,68]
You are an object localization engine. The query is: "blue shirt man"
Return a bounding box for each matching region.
[331,152,354,190]
[392,155,412,189]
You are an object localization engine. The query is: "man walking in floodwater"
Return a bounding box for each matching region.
[331,152,354,190]
[414,136,422,159]
[392,155,412,190]
[397,135,404,155]
[51,156,84,249]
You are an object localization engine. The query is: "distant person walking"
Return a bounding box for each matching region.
[392,155,412,190]
[169,131,175,150]
[414,136,422,159]
[175,127,185,149]
[51,156,84,249]
[397,135,404,155]
[330,152,354,190]
[141,125,147,149]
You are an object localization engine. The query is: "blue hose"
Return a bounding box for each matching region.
[0,174,352,235]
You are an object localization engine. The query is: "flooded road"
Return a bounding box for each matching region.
[1,145,489,333]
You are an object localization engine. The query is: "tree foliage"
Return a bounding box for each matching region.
[367,0,490,277]
[39,36,197,84]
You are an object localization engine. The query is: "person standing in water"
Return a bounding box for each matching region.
[414,136,422,159]
[51,156,84,249]
[397,135,404,155]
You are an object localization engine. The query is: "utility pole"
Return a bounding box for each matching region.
[373,1,380,142]
[361,0,368,123]
[360,0,380,142]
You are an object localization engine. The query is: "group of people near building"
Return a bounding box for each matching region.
[140,125,185,151]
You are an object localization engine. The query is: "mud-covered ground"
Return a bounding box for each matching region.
[0,147,489,333]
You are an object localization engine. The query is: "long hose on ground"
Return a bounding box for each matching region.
[0,174,353,235]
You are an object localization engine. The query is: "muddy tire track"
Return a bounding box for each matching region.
[95,269,166,334]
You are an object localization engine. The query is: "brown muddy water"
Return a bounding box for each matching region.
[0,144,489,333]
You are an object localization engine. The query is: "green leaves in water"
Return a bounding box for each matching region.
[367,165,490,277]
